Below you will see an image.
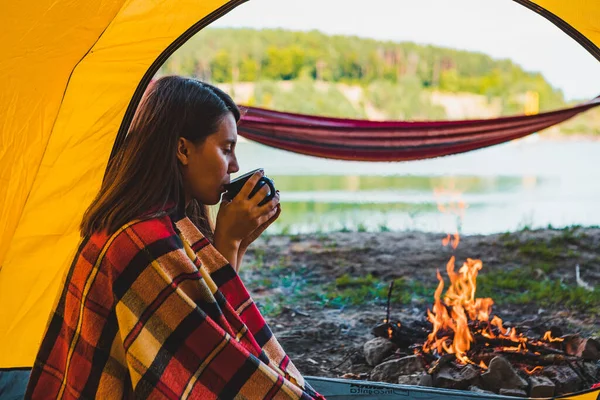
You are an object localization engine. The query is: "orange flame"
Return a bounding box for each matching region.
[424,257,495,362]
[423,258,530,363]
[542,331,564,342]
[424,184,529,364]
[442,232,460,249]
[451,232,460,249]
[433,187,467,220]
[442,234,451,247]
[425,185,529,364]
[525,366,543,375]
[435,186,465,251]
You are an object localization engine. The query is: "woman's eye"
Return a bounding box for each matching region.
[223,148,232,154]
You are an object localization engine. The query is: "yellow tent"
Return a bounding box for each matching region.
[0,0,599,388]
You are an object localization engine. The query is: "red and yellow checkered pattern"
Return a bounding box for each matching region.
[26,208,323,399]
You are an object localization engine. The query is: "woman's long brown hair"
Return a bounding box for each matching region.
[80,76,240,239]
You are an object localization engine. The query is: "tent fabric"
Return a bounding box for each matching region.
[518,0,600,62]
[0,0,244,369]
[0,0,599,374]
[237,99,600,162]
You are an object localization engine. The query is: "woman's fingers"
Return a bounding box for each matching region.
[235,175,279,230]
[237,170,264,201]
[259,189,280,211]
[250,182,273,206]
[257,203,281,227]
[271,203,281,221]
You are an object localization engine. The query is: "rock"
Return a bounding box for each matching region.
[370,355,425,383]
[371,323,390,338]
[350,352,367,366]
[376,254,395,263]
[529,375,555,398]
[564,335,600,360]
[381,350,409,364]
[397,374,426,385]
[481,356,528,392]
[582,361,598,379]
[418,374,433,387]
[542,365,582,394]
[469,386,495,394]
[363,337,397,366]
[499,388,528,397]
[435,364,480,390]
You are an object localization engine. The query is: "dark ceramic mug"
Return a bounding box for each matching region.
[223,168,276,206]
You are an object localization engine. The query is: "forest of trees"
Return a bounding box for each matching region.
[159,28,599,131]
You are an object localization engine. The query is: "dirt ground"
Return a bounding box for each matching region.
[239,227,600,378]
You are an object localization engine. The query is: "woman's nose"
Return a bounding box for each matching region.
[229,157,240,174]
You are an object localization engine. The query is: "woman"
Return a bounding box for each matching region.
[26,76,324,399]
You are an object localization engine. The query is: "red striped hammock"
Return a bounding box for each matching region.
[237,98,600,162]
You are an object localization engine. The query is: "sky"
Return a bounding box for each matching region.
[211,0,600,101]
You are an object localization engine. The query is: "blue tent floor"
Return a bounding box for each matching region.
[2,370,598,399]
[0,369,29,400]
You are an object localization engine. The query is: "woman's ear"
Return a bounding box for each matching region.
[176,137,190,166]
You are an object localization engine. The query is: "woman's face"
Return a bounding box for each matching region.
[178,112,240,205]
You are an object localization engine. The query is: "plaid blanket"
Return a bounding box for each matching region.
[26,208,324,399]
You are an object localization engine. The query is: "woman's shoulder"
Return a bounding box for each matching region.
[120,210,178,242]
[86,211,182,267]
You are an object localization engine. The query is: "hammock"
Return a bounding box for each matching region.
[237,98,600,162]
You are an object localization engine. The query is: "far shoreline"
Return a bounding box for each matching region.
[539,132,600,142]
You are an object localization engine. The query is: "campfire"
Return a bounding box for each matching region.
[354,188,600,397]
[421,253,565,371]
[363,253,600,396]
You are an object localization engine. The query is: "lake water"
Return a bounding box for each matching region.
[230,137,600,235]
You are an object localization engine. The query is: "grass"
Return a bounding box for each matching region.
[244,272,311,316]
[255,297,283,316]
[318,273,434,307]
[517,241,563,261]
[500,225,587,262]
[312,265,599,316]
[252,248,266,268]
[378,223,391,232]
[245,267,437,315]
[477,266,600,312]
[252,269,599,318]
[289,234,303,242]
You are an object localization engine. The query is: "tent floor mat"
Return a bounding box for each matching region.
[305,376,600,400]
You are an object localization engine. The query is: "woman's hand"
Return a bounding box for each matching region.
[214,171,280,269]
[235,203,280,270]
[240,203,281,250]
